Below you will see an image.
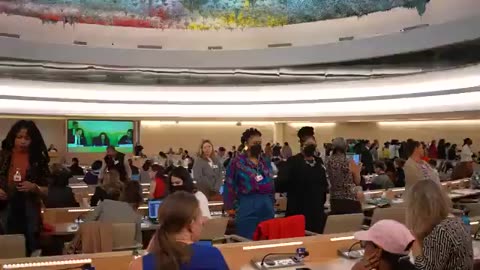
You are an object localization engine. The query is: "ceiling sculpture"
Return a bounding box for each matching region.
[0,0,430,30]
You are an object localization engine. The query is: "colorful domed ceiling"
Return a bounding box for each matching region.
[0,0,430,30]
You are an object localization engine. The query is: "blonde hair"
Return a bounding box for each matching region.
[197,139,215,160]
[405,180,451,241]
[101,170,124,200]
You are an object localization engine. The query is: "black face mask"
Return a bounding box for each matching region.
[303,144,317,157]
[171,185,187,193]
[249,144,263,157]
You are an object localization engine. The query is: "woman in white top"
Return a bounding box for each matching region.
[168,166,211,219]
[461,138,474,162]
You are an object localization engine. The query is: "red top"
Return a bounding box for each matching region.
[153,177,167,199]
[253,215,305,240]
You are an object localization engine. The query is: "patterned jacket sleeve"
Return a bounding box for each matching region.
[414,227,451,269]
[223,157,238,210]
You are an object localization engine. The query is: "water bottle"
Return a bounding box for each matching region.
[13,169,22,183]
[462,211,471,232]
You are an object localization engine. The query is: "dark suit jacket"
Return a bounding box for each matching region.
[45,186,79,208]
[92,137,110,147]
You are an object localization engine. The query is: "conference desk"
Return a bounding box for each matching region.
[42,201,225,225]
[3,232,480,270]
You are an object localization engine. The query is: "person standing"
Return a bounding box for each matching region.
[99,146,132,182]
[461,138,474,162]
[282,142,293,159]
[276,127,328,233]
[0,120,50,256]
[193,140,224,199]
[325,137,363,214]
[223,128,275,239]
[404,140,439,194]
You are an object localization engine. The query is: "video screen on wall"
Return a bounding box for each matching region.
[67,120,134,153]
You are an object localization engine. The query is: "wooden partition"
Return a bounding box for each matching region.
[0,251,134,270]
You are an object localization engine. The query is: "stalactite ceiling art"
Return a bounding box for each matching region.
[0,0,430,30]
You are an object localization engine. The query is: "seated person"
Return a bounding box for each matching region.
[69,157,85,176]
[84,160,102,185]
[130,192,229,270]
[352,220,416,270]
[92,132,110,147]
[90,170,124,206]
[168,166,211,219]
[45,164,80,208]
[85,180,143,244]
[371,161,394,190]
[428,159,440,178]
[118,129,134,145]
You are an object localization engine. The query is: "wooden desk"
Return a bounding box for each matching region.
[217,233,356,270]
[0,251,134,270]
[42,201,225,225]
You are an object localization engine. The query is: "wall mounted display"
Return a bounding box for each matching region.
[0,0,430,30]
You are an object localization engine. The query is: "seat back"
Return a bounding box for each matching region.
[112,223,137,251]
[275,197,287,212]
[253,215,305,241]
[0,234,26,258]
[200,218,229,240]
[371,207,406,225]
[323,213,364,234]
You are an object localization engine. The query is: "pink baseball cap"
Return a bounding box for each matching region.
[354,220,415,255]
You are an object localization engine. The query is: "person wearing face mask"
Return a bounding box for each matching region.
[169,166,211,219]
[223,128,275,239]
[276,126,328,233]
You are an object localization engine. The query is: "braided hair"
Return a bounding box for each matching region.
[240,128,262,150]
[297,126,315,145]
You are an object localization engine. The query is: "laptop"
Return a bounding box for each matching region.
[148,200,163,224]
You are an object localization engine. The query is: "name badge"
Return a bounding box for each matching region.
[255,175,264,182]
[212,165,219,169]
[114,160,119,165]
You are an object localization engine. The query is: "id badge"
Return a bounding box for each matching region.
[114,160,119,165]
[212,165,219,169]
[255,174,264,182]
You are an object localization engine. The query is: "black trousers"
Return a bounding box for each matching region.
[330,199,362,215]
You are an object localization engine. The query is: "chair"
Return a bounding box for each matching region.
[323,213,364,234]
[0,234,26,258]
[199,218,229,240]
[275,197,287,212]
[111,223,141,251]
[253,215,305,240]
[371,207,406,225]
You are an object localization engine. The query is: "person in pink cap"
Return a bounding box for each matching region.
[352,219,416,270]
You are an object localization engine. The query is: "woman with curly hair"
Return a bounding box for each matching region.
[0,120,50,256]
[223,128,275,239]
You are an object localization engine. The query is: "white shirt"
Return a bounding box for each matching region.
[194,191,211,219]
[389,144,400,159]
[461,145,473,162]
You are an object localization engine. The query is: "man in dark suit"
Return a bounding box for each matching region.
[118,129,133,145]
[67,121,79,144]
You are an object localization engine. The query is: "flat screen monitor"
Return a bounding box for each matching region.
[148,200,163,220]
[67,120,134,153]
